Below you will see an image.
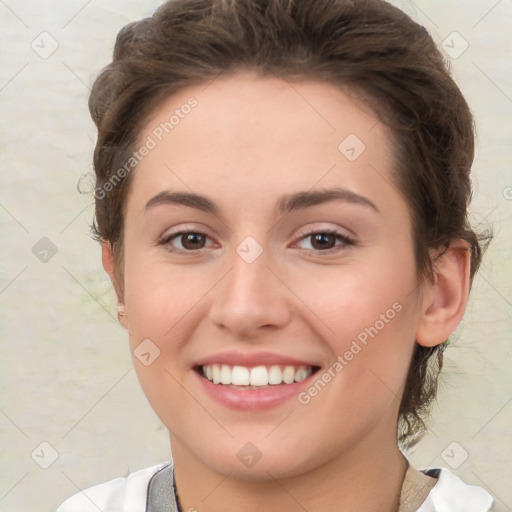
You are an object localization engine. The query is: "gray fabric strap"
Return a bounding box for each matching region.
[146,463,179,512]
[398,463,438,512]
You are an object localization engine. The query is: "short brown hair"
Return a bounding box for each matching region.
[88,0,491,448]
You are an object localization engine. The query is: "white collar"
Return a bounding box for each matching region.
[417,468,494,512]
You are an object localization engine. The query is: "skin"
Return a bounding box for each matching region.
[103,71,471,512]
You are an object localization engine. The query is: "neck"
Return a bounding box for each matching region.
[171,432,408,512]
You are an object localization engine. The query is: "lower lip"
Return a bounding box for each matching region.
[193,370,317,410]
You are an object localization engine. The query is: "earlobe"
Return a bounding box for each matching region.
[116,302,128,329]
[101,241,128,329]
[415,241,472,348]
[101,240,116,280]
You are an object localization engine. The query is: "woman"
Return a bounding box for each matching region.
[57,0,493,510]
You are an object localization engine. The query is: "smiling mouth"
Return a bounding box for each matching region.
[196,364,320,389]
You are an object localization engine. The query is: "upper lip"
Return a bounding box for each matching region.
[195,351,319,368]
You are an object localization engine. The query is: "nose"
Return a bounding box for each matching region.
[208,245,292,340]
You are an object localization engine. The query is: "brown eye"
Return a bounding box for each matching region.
[295,229,355,253]
[310,233,337,250]
[160,231,213,253]
[180,232,207,250]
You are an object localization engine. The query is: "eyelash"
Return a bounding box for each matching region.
[158,228,355,255]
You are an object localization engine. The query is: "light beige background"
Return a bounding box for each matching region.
[0,1,510,511]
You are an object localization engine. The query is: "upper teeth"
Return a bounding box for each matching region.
[201,364,313,386]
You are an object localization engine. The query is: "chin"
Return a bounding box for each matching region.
[181,432,319,481]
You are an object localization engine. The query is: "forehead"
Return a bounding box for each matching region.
[139,71,389,149]
[128,72,401,216]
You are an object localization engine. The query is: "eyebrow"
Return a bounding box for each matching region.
[144,187,379,215]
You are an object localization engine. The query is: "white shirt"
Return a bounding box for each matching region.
[56,462,494,512]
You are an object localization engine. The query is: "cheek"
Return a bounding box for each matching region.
[291,248,419,398]
[123,250,211,338]
[290,248,418,340]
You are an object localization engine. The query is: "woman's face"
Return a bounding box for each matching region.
[117,72,426,478]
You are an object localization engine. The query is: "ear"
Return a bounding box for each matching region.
[415,241,472,347]
[101,241,128,329]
